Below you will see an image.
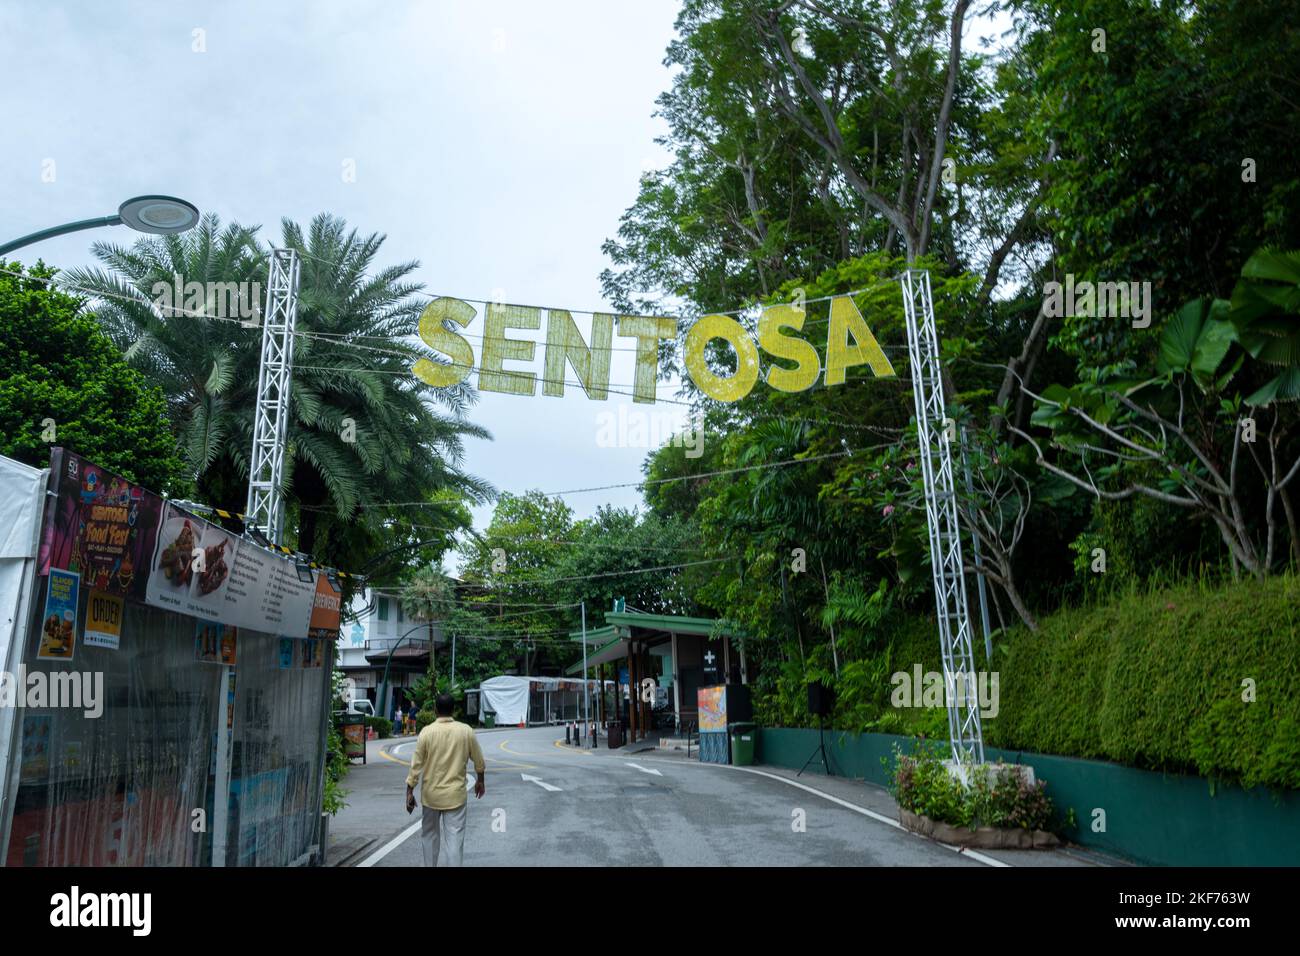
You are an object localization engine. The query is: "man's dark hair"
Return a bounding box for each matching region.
[435,693,455,716]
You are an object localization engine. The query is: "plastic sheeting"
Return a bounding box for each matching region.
[0,454,48,866]
[3,591,330,866]
[478,676,530,725]
[0,451,334,867]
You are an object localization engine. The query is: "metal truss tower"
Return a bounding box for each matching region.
[244,248,300,544]
[900,269,985,766]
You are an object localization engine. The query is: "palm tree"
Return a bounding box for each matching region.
[400,565,456,681]
[66,213,494,572]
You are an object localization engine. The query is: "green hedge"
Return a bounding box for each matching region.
[986,575,1300,790]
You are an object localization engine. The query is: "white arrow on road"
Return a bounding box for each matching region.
[624,762,662,776]
[521,773,562,792]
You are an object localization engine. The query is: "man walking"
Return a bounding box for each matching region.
[405,693,486,866]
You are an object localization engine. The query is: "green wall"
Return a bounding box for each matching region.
[756,728,1300,866]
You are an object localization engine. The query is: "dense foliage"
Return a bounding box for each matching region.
[64,214,493,587]
[598,0,1300,746]
[0,261,186,491]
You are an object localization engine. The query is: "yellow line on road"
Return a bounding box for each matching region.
[497,735,593,758]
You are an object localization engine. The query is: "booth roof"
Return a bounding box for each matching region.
[566,611,745,642]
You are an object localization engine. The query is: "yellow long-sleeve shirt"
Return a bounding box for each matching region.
[406,717,486,810]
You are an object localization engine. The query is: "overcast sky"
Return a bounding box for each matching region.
[1,0,693,560]
[2,1,1011,570]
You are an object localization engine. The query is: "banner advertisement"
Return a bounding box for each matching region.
[84,590,124,650]
[40,449,326,638]
[697,685,727,732]
[36,568,79,661]
[39,449,163,600]
[342,721,366,759]
[308,574,341,641]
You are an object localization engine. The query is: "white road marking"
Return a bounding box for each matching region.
[724,766,1008,868]
[521,773,562,792]
[357,821,421,868]
[624,761,663,776]
[618,756,1009,868]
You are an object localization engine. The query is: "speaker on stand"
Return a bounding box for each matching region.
[799,680,835,777]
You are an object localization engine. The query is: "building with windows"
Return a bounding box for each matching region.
[336,587,447,718]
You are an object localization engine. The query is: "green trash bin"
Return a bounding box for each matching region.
[729,722,757,766]
[483,712,496,728]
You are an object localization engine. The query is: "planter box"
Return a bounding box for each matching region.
[899,808,1059,849]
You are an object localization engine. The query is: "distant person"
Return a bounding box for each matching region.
[393,702,404,735]
[408,704,418,735]
[406,693,486,866]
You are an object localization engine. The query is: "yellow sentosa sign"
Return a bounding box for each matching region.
[412,296,894,404]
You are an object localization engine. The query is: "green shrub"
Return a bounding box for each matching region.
[364,715,392,739]
[988,574,1300,790]
[888,744,1057,832]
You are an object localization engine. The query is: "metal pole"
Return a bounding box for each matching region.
[0,215,121,255]
[450,633,456,686]
[581,602,589,741]
[901,269,984,767]
[960,425,994,663]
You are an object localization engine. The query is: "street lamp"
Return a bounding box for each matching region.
[375,623,437,725]
[0,194,200,256]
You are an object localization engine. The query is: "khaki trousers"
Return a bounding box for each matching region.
[420,802,467,866]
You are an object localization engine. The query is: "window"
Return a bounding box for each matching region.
[397,603,403,623]
[377,597,389,622]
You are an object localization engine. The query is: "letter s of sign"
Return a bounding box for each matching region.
[413,298,478,387]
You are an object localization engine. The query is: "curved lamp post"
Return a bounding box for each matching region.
[375,624,437,724]
[0,194,200,256]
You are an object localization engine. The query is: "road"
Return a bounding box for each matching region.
[333,726,1102,867]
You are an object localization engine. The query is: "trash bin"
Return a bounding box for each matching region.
[729,722,757,766]
[607,721,624,749]
[483,711,496,728]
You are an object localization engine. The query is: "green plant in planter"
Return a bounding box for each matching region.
[886,744,1057,832]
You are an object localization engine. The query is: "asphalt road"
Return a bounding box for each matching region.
[336,726,1096,867]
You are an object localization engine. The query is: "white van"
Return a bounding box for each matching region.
[346,698,375,717]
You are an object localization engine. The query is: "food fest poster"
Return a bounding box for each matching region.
[37,449,338,640]
[39,448,162,601]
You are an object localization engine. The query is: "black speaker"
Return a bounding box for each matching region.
[725,683,752,722]
[807,680,834,717]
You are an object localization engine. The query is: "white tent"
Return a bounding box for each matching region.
[0,454,48,863]
[478,675,532,725]
[476,675,608,726]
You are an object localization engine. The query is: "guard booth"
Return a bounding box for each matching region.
[565,611,747,745]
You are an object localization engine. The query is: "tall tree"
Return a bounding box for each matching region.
[65,213,494,574]
[0,261,186,491]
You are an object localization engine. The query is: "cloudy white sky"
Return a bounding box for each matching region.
[2,1,1011,564]
[1,0,690,549]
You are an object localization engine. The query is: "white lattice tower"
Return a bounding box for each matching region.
[245,248,300,544]
[900,269,985,765]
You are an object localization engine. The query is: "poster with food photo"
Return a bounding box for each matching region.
[147,503,239,619]
[147,504,205,612]
[36,568,79,661]
[187,522,238,609]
